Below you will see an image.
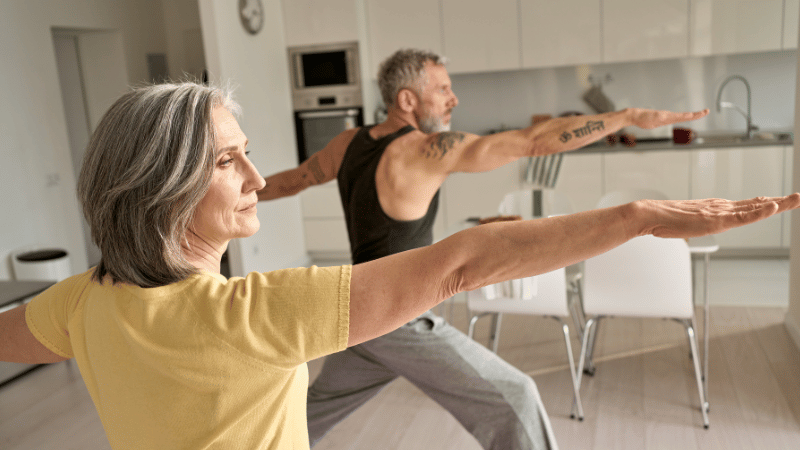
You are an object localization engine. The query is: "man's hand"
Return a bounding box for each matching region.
[627,108,709,130]
[633,193,800,239]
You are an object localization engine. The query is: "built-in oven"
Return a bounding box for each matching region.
[288,42,363,163]
[295,108,363,163]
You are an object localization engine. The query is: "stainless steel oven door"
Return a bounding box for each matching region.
[295,108,363,163]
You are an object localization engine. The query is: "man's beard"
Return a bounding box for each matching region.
[418,113,451,133]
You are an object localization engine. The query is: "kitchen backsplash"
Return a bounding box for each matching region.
[370,50,797,137]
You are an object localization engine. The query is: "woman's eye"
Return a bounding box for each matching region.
[219,157,234,167]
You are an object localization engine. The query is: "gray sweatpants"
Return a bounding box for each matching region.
[307,311,558,449]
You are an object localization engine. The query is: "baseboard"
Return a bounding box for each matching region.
[785,312,800,351]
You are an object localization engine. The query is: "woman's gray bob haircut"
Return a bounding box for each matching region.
[78,81,240,288]
[377,48,447,108]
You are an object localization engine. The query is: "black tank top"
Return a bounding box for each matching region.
[337,125,440,264]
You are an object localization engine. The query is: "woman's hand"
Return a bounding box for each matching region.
[634,194,800,239]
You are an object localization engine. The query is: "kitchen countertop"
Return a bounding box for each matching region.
[576,131,793,154]
[0,280,54,310]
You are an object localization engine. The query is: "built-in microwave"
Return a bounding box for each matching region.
[288,41,362,111]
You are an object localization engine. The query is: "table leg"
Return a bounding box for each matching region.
[703,253,710,402]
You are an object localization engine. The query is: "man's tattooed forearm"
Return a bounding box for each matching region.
[307,155,326,183]
[423,132,465,160]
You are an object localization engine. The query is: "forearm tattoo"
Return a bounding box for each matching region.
[307,155,326,183]
[424,132,465,160]
[559,120,606,143]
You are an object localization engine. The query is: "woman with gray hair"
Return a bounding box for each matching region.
[0,81,797,450]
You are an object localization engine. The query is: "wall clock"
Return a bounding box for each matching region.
[239,0,264,35]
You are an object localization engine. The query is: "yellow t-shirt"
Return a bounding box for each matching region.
[25,265,351,449]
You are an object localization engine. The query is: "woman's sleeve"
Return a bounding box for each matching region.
[24,273,88,359]
[195,265,351,366]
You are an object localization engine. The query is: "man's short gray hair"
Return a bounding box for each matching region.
[77,81,240,288]
[377,48,447,108]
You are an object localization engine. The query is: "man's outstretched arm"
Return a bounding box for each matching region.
[257,128,357,201]
[416,108,708,175]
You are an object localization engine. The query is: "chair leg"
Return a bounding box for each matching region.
[467,312,493,339]
[577,317,597,393]
[553,317,584,421]
[568,274,586,341]
[685,321,710,429]
[489,313,504,353]
[583,318,600,376]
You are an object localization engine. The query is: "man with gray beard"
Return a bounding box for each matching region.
[258,48,709,449]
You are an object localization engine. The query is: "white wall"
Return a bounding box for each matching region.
[199,0,309,274]
[787,18,800,350]
[0,0,167,279]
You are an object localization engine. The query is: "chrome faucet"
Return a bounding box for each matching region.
[715,75,758,139]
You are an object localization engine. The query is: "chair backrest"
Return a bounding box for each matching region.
[582,235,693,319]
[466,267,570,317]
[498,189,574,218]
[595,189,669,208]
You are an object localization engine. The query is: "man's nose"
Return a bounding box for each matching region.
[450,94,459,108]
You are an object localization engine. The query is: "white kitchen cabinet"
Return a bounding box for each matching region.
[690,0,784,56]
[520,0,601,68]
[441,0,520,74]
[300,181,350,254]
[783,146,793,247]
[604,150,692,202]
[365,0,443,79]
[691,146,784,249]
[281,0,359,47]
[553,153,604,213]
[784,0,800,49]
[603,0,689,62]
[441,160,523,229]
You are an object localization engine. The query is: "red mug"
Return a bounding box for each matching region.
[673,127,695,144]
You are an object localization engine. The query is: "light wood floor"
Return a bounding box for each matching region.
[1,305,797,450]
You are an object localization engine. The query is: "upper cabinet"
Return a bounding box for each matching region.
[784,0,800,49]
[365,0,443,78]
[441,0,520,74]
[281,0,358,47]
[690,0,784,56]
[355,0,796,78]
[603,0,689,62]
[520,0,602,68]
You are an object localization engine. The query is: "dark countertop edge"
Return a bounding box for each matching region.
[574,138,793,154]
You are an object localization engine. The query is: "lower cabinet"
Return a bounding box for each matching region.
[604,150,692,203]
[299,146,792,255]
[300,181,350,257]
[691,146,787,250]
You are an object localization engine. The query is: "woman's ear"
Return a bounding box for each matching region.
[396,89,418,113]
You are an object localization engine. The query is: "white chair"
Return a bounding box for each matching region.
[466,267,584,420]
[581,189,671,374]
[576,235,710,428]
[466,189,585,420]
[497,188,585,332]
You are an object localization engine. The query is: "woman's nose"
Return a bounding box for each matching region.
[243,158,266,192]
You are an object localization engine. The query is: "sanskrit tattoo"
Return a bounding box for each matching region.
[559,131,572,143]
[424,132,466,160]
[307,155,326,183]
[572,120,605,138]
